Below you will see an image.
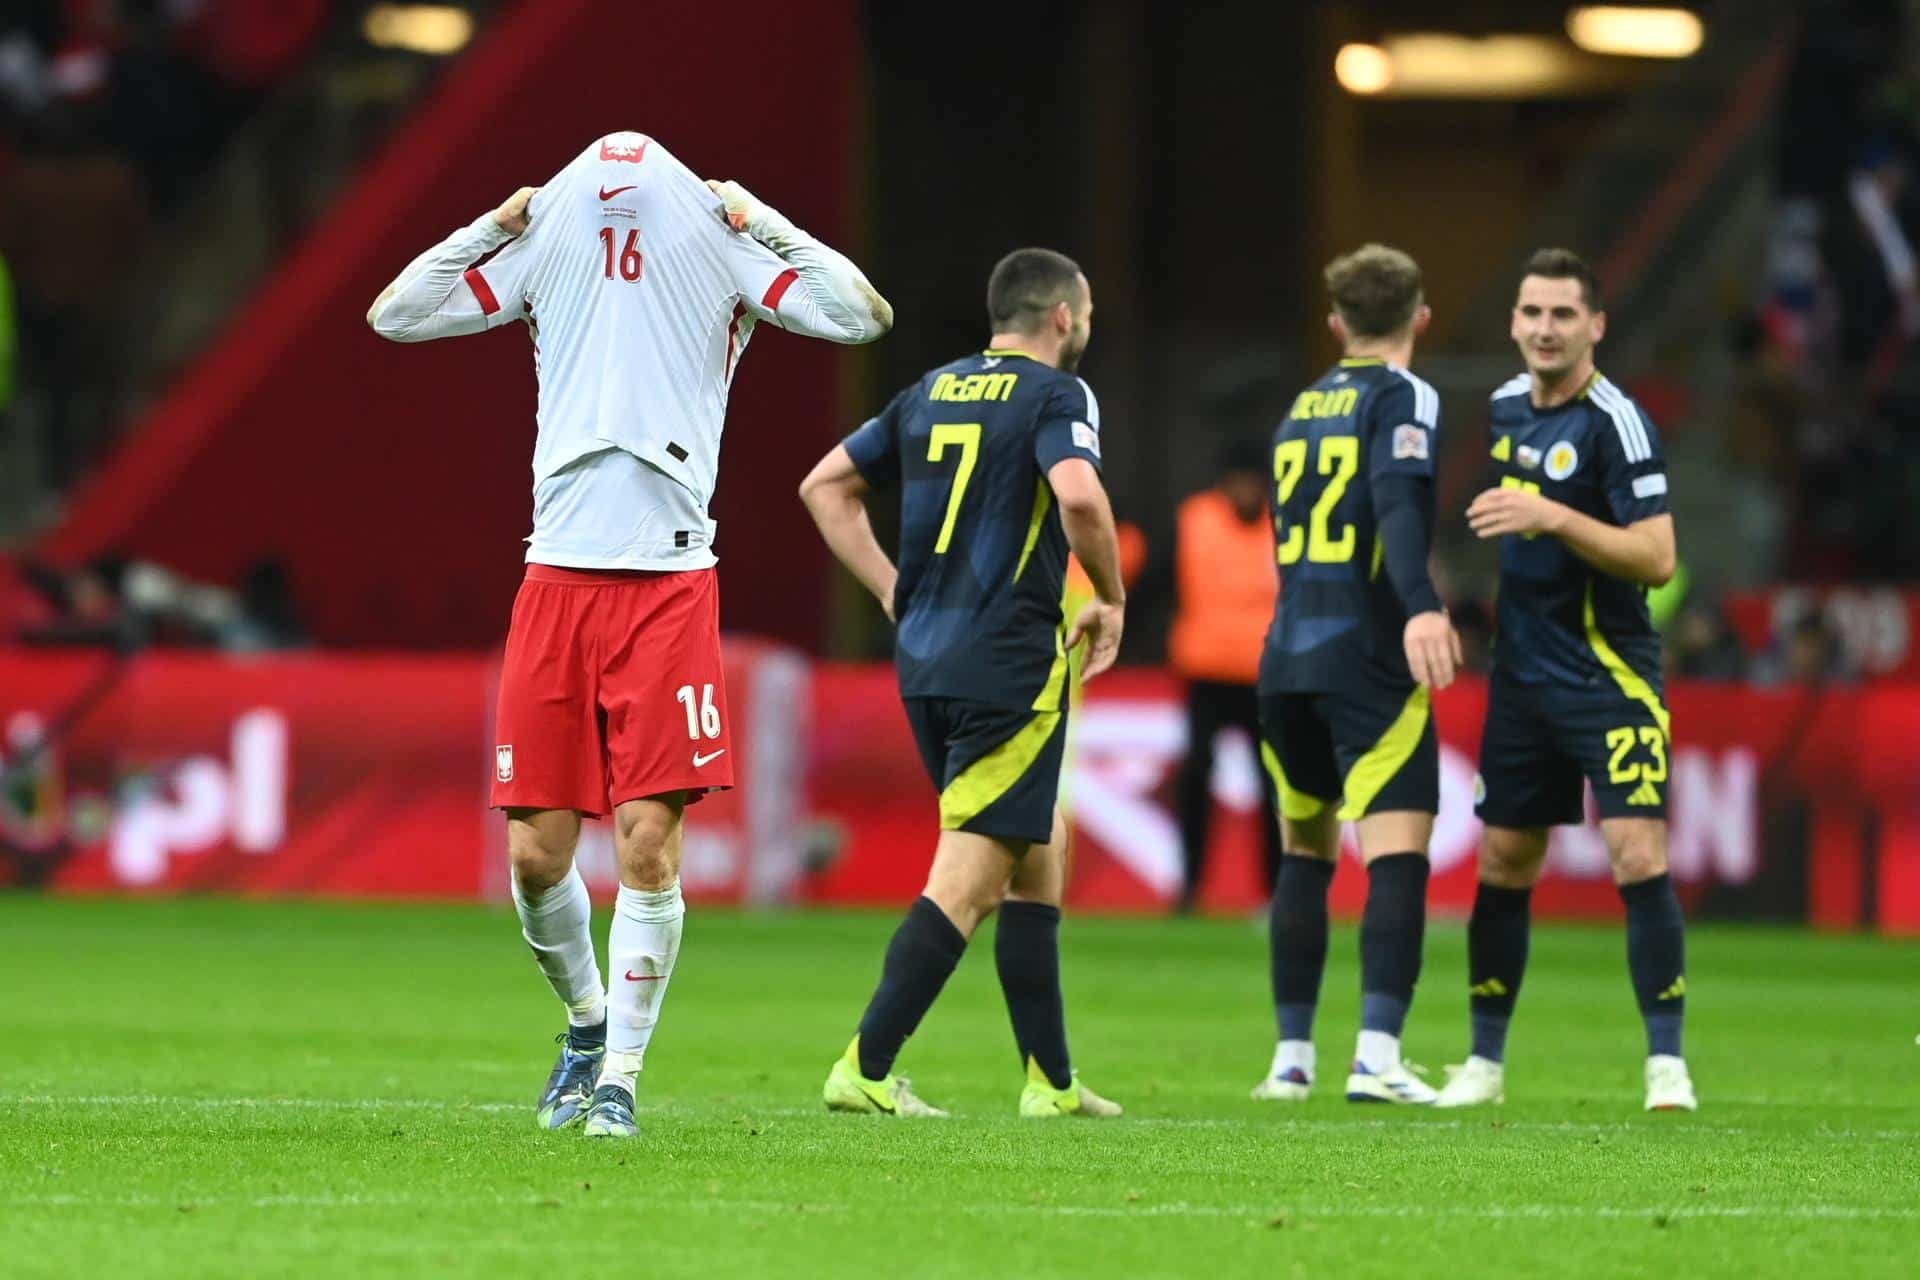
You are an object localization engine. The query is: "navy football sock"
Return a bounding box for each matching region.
[1271,854,1336,1041]
[995,900,1072,1089]
[855,896,968,1080]
[1467,883,1532,1062]
[1359,853,1429,1035]
[1620,873,1687,1058]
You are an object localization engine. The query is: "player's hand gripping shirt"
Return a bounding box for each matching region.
[1484,370,1670,689]
[368,132,887,570]
[1261,358,1442,693]
[842,351,1104,711]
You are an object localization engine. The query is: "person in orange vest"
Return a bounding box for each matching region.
[1169,441,1284,910]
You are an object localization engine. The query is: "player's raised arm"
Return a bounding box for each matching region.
[366,187,537,342]
[708,179,893,343]
[1049,457,1125,681]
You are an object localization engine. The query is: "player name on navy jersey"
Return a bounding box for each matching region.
[843,350,1104,710]
[1260,358,1440,692]
[1485,369,1670,690]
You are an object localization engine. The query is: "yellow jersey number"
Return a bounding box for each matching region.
[1274,435,1359,565]
[928,423,981,554]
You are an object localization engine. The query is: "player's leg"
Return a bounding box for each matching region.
[1568,686,1695,1110]
[999,808,1121,1118]
[507,807,608,1128]
[585,568,733,1138]
[1330,683,1440,1104]
[1604,816,1695,1110]
[827,699,1067,1116]
[491,571,610,1129]
[1435,678,1575,1107]
[824,829,1016,1117]
[1433,824,1550,1108]
[1223,680,1285,898]
[1173,680,1229,912]
[1253,692,1343,1100]
[580,791,689,1138]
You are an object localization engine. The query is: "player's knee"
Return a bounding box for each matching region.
[1611,838,1667,884]
[1478,832,1546,888]
[507,827,573,893]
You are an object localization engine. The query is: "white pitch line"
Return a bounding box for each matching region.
[3,1095,1915,1143]
[7,1193,1917,1223]
[0,1094,524,1114]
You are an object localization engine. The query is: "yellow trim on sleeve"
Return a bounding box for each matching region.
[1337,684,1432,821]
[1584,582,1671,737]
[1260,740,1328,822]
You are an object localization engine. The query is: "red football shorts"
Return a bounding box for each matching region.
[491,564,733,816]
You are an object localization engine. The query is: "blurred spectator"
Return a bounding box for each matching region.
[1668,598,1750,681]
[5,553,308,651]
[16,555,138,648]
[1166,441,1282,911]
[1752,607,1856,685]
[221,558,308,652]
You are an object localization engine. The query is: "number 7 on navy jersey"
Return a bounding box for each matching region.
[927,423,981,554]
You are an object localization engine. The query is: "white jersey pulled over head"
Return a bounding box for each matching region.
[369,131,888,570]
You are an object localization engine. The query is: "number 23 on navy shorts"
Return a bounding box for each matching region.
[1473,671,1670,827]
[491,564,733,815]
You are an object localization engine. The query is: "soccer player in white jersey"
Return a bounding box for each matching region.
[368,132,891,1138]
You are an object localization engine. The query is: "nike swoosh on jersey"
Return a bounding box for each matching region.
[693,749,726,767]
[599,185,637,201]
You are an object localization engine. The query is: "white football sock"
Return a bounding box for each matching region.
[600,880,684,1093]
[1275,1039,1316,1077]
[1355,1029,1401,1073]
[512,867,605,1027]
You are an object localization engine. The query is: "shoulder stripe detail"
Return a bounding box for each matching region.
[1590,378,1650,462]
[1076,377,1101,431]
[1490,372,1531,400]
[464,268,500,316]
[1392,366,1439,428]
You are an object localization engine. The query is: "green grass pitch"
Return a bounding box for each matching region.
[1,896,1914,1277]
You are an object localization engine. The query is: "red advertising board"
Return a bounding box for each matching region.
[0,645,808,904]
[3,651,1916,934]
[804,668,1920,933]
[1725,585,1920,678]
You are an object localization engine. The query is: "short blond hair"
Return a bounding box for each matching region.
[1324,244,1423,339]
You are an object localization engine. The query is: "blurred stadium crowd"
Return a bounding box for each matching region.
[0,1,1910,688]
[0,1,333,491]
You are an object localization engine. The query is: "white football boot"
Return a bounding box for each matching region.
[1345,1058,1438,1104]
[1251,1041,1314,1101]
[1433,1055,1506,1108]
[1644,1054,1698,1112]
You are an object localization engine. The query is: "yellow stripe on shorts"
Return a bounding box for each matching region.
[1337,685,1431,821]
[1260,740,1328,822]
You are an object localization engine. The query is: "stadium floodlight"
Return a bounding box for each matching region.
[1336,33,1622,100]
[362,4,475,56]
[1334,44,1394,96]
[1565,6,1705,59]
